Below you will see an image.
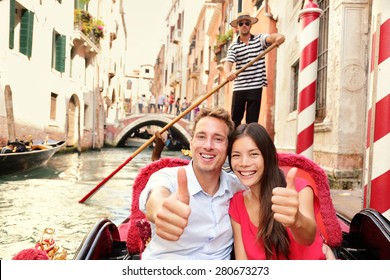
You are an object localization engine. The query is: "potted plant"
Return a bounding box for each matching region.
[213,29,233,55]
[74,9,104,43]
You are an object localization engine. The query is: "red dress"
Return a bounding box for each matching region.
[229,178,326,260]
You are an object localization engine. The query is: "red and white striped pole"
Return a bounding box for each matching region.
[364,0,390,220]
[296,0,322,159]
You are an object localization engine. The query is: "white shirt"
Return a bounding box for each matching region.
[139,161,243,259]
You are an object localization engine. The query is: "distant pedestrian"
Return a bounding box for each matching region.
[157,93,166,113]
[181,97,190,120]
[168,92,175,114]
[175,98,181,116]
[194,105,200,117]
[149,95,156,113]
[164,95,170,113]
[138,94,145,113]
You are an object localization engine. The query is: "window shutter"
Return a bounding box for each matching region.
[20,10,34,58]
[9,0,15,49]
[55,34,66,72]
[75,0,84,9]
[27,11,34,58]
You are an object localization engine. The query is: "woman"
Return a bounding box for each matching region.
[228,123,326,260]
[175,98,181,116]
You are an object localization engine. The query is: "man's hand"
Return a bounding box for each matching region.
[267,33,285,47]
[151,131,165,161]
[271,167,300,228]
[225,72,237,81]
[153,167,191,241]
[275,34,285,46]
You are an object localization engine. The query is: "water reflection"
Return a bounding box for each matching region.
[0,147,182,260]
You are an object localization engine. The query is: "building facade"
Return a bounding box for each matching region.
[0,0,127,151]
[159,0,387,196]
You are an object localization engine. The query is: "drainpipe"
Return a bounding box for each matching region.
[92,59,97,150]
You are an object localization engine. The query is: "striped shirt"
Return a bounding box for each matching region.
[226,34,270,91]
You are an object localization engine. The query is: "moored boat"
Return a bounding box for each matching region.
[0,140,66,176]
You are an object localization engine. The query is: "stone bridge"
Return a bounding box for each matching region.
[104,113,192,147]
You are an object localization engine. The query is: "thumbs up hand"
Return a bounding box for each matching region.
[271,167,300,228]
[154,167,191,241]
[177,167,190,205]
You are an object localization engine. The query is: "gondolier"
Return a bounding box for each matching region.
[224,12,285,128]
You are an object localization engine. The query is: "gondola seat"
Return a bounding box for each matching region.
[338,208,390,259]
[74,218,122,260]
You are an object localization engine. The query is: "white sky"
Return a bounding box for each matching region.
[123,0,171,70]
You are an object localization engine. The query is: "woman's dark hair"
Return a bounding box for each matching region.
[227,123,290,259]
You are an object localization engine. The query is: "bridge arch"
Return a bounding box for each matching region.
[113,115,192,148]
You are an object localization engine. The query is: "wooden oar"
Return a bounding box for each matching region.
[79,42,279,203]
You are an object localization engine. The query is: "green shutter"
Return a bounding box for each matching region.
[55,34,66,73]
[27,11,34,58]
[19,10,34,58]
[9,0,15,49]
[75,0,84,10]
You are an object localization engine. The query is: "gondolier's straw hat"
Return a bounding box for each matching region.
[230,12,259,28]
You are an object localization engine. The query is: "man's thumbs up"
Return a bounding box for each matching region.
[177,167,190,205]
[152,167,191,241]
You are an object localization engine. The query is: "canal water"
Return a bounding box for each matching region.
[0,147,182,260]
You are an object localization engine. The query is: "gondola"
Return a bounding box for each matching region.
[73,154,390,260]
[0,140,66,176]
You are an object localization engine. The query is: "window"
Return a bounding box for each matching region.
[50,93,58,120]
[84,104,89,126]
[70,47,76,78]
[177,13,182,30]
[254,0,264,10]
[52,30,66,73]
[127,80,132,90]
[170,26,174,43]
[237,0,242,13]
[74,0,85,10]
[9,0,34,58]
[316,0,329,122]
[291,61,299,112]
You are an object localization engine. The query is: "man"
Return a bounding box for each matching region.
[157,93,166,113]
[149,94,156,113]
[168,92,175,114]
[224,12,285,128]
[139,107,243,259]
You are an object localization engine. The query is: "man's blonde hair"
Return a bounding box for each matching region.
[192,107,234,139]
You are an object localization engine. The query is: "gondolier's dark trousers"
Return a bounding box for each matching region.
[231,87,263,128]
